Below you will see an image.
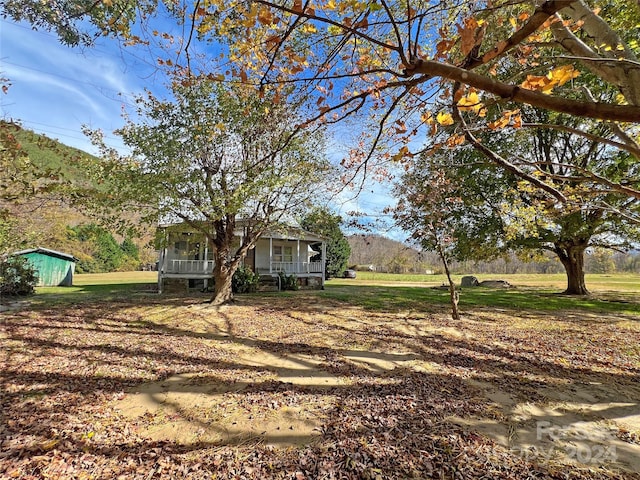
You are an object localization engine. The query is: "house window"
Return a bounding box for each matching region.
[174,240,187,255]
[273,245,293,263]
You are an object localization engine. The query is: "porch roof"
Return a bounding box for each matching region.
[157,220,327,243]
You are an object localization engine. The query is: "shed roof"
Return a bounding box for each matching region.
[13,247,78,262]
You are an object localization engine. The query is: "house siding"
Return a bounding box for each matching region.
[254,239,271,272]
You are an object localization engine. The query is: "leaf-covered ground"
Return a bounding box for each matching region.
[1,289,639,479]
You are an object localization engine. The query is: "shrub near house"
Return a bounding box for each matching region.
[0,256,38,296]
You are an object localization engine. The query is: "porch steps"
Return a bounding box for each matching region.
[257,275,279,292]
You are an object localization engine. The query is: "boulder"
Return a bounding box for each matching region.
[461,275,479,287]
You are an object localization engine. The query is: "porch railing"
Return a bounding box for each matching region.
[161,259,322,275]
[163,259,214,275]
[270,261,323,274]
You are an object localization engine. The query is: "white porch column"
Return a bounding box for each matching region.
[269,237,273,273]
[204,244,209,290]
[321,241,326,288]
[297,239,300,274]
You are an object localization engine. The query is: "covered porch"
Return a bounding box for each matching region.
[156,222,326,292]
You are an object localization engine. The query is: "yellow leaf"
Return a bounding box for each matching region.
[547,65,580,86]
[326,0,337,10]
[521,74,550,91]
[303,23,317,34]
[436,111,454,126]
[457,91,484,115]
[488,116,509,130]
[541,82,555,94]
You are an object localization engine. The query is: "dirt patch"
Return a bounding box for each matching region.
[114,348,348,447]
[451,379,640,472]
[112,307,640,473]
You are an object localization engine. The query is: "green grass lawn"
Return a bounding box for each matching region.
[330,271,640,291]
[25,270,640,317]
[319,284,639,315]
[28,271,159,305]
[325,272,639,315]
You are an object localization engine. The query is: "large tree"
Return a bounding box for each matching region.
[93,77,330,304]
[395,107,640,295]
[194,0,639,202]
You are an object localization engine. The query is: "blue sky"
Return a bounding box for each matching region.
[1,17,402,239]
[1,19,156,155]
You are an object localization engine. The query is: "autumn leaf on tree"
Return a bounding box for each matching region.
[521,65,580,94]
[457,91,486,117]
[488,109,521,130]
[458,17,485,56]
[436,111,454,126]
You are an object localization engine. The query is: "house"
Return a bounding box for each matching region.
[12,247,77,287]
[156,222,327,293]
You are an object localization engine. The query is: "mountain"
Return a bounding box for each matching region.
[347,234,435,273]
[1,122,155,265]
[11,122,99,171]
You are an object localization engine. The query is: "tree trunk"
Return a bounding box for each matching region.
[438,243,460,320]
[206,216,260,305]
[210,260,234,305]
[555,243,590,295]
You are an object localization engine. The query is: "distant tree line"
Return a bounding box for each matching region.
[348,235,639,276]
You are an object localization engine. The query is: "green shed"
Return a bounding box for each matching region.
[13,248,77,287]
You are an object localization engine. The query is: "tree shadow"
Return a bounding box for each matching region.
[2,289,639,478]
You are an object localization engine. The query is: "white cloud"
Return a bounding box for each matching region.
[0,20,150,154]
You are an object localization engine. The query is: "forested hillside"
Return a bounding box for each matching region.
[0,122,155,270]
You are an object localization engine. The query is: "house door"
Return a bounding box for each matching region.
[246,247,256,272]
